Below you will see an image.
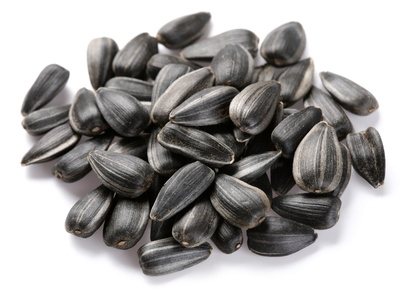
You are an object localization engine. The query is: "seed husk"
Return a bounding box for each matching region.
[105,77,153,101]
[21,64,70,116]
[87,37,119,90]
[21,123,81,166]
[172,196,220,248]
[207,123,246,159]
[210,44,254,90]
[103,193,149,250]
[233,127,253,143]
[256,64,279,82]
[260,21,306,67]
[95,88,150,137]
[156,12,211,49]
[247,216,317,256]
[346,127,385,188]
[157,122,235,168]
[249,173,273,201]
[293,121,343,193]
[304,86,353,140]
[22,104,70,136]
[210,174,271,229]
[320,71,379,115]
[229,81,281,135]
[330,143,352,198]
[271,193,342,230]
[88,150,154,198]
[150,67,215,126]
[181,28,259,60]
[169,86,239,126]
[65,185,114,238]
[112,32,158,78]
[211,219,243,254]
[52,132,114,183]
[108,134,149,160]
[150,161,215,221]
[146,54,199,80]
[137,237,212,276]
[270,156,296,195]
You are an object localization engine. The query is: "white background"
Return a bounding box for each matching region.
[1,1,399,299]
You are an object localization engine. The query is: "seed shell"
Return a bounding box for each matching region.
[330,143,352,197]
[105,77,153,101]
[270,156,296,195]
[211,219,243,254]
[146,54,199,80]
[108,135,149,159]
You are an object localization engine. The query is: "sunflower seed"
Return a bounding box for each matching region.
[104,77,153,101]
[172,196,220,248]
[250,173,273,200]
[21,123,81,166]
[271,106,322,158]
[108,135,149,159]
[95,88,150,137]
[229,81,281,135]
[270,156,296,195]
[256,64,279,82]
[112,32,158,78]
[330,143,352,198]
[169,86,239,126]
[210,44,254,89]
[88,150,154,198]
[156,12,211,49]
[103,193,149,250]
[157,122,235,167]
[69,88,110,136]
[304,86,353,140]
[146,54,199,80]
[271,193,342,229]
[21,104,70,136]
[320,71,379,115]
[150,217,174,241]
[150,161,215,221]
[150,67,215,126]
[87,37,119,90]
[137,237,212,276]
[247,216,317,256]
[21,64,70,116]
[233,127,253,143]
[260,21,306,67]
[346,127,385,188]
[293,121,343,193]
[146,172,168,207]
[210,174,271,229]
[206,123,246,159]
[65,185,114,238]
[181,29,259,60]
[211,219,243,254]
[52,132,114,183]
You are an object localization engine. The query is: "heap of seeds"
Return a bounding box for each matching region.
[20,12,385,276]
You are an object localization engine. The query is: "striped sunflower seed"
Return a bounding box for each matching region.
[108,134,149,160]
[105,77,153,101]
[146,54,199,80]
[207,123,246,159]
[211,219,243,254]
[330,143,352,197]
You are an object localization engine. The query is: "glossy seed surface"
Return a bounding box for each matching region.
[211,219,243,254]
[105,77,153,101]
[108,135,149,159]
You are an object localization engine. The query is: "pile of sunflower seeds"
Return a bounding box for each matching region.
[20,12,385,276]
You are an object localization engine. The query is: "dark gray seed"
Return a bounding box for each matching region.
[247,216,317,256]
[210,44,254,89]
[103,193,149,250]
[146,172,168,208]
[147,127,188,176]
[146,54,199,80]
[87,37,119,90]
[157,122,235,168]
[270,156,296,195]
[304,86,353,140]
[260,22,306,67]
[65,185,114,238]
[69,88,109,136]
[21,123,81,166]
[346,127,385,188]
[207,124,246,159]
[256,64,279,82]
[172,196,220,248]
[150,161,215,221]
[52,132,114,183]
[229,81,281,135]
[210,174,271,229]
[220,150,282,183]
[283,108,299,118]
[330,143,352,198]
[250,173,273,200]
[108,135,149,160]
[22,104,70,136]
[293,121,343,193]
[137,237,212,276]
[151,218,174,241]
[320,71,379,115]
[112,32,158,78]
[271,106,323,158]
[150,67,215,126]
[170,86,239,126]
[211,219,243,254]
[105,77,153,101]
[272,193,342,230]
[277,58,314,107]
[21,64,70,116]
[181,29,259,60]
[88,150,154,198]
[156,12,211,49]
[95,88,150,137]
[233,127,253,143]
